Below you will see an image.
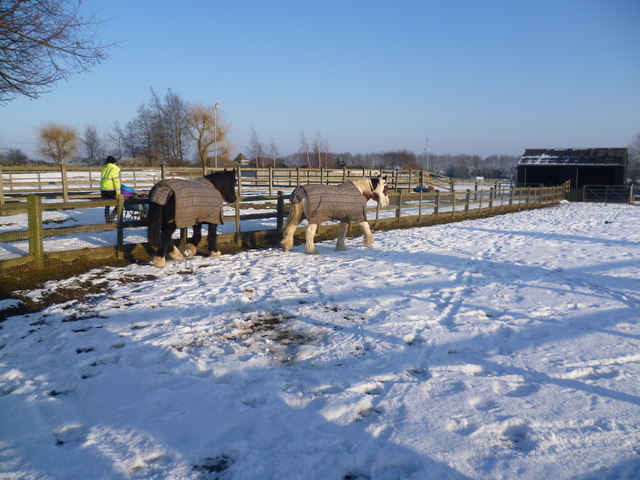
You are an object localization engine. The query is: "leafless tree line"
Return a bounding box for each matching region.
[108,88,229,170]
[278,149,519,179]
[0,88,229,171]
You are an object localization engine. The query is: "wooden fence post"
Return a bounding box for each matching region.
[396,190,403,223]
[161,165,167,180]
[276,191,285,232]
[235,196,242,247]
[418,190,423,222]
[236,167,243,199]
[268,167,273,196]
[465,190,470,217]
[451,191,456,217]
[27,194,45,268]
[116,195,125,258]
[61,164,69,202]
[489,188,494,211]
[435,191,440,216]
[179,229,188,252]
[0,167,4,206]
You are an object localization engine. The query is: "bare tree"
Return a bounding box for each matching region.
[0,0,114,102]
[82,124,103,164]
[298,130,311,168]
[131,104,160,166]
[0,148,28,164]
[186,102,228,172]
[38,123,78,164]
[150,88,189,165]
[313,132,326,168]
[267,140,280,168]
[628,131,640,181]
[247,127,265,168]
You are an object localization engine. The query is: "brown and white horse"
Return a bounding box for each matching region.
[281,175,389,254]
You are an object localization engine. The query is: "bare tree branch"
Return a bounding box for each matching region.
[0,0,114,102]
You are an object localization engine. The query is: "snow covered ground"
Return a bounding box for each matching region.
[1,202,639,480]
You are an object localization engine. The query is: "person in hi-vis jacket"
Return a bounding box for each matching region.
[100,156,122,222]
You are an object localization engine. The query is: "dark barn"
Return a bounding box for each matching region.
[516,148,628,188]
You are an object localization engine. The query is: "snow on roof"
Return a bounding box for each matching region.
[517,148,628,166]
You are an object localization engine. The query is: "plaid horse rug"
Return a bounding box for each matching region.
[290,182,367,223]
[149,177,224,228]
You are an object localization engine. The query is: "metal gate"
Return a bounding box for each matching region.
[583,185,632,203]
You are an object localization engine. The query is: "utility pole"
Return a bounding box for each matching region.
[425,136,431,173]
[214,102,220,168]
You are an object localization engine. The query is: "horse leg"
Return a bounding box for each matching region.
[281,202,303,252]
[154,223,178,268]
[305,223,319,254]
[185,223,202,257]
[206,223,221,257]
[168,243,183,261]
[360,221,374,247]
[337,222,349,250]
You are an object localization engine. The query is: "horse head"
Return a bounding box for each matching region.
[208,169,237,203]
[370,175,390,207]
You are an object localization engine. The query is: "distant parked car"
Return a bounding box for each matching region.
[413,185,436,193]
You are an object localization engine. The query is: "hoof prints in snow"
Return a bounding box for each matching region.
[500,423,537,453]
[192,454,234,477]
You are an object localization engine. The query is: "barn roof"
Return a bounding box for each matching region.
[517,148,628,167]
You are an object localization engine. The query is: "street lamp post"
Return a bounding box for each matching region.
[214,102,220,168]
[425,136,431,173]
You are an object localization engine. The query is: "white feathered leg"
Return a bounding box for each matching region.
[169,245,184,260]
[153,256,166,268]
[305,223,319,254]
[337,222,348,250]
[360,221,374,247]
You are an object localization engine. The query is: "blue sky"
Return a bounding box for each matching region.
[1,0,639,160]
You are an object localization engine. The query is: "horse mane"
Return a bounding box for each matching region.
[205,170,237,203]
[349,177,374,199]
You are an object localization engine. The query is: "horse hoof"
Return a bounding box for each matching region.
[153,256,166,268]
[169,246,184,261]
[209,250,221,258]
[184,244,198,257]
[305,249,319,255]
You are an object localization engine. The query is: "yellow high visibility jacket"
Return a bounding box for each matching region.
[100,162,121,195]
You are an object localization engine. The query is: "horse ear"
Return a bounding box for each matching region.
[382,175,387,181]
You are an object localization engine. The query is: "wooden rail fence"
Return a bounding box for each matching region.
[0,165,511,204]
[0,183,567,272]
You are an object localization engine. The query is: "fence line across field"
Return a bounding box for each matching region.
[0,165,512,205]
[0,180,568,272]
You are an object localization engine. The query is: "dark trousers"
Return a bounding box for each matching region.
[101,190,117,222]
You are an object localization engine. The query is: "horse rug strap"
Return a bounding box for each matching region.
[290,182,367,223]
[149,177,224,228]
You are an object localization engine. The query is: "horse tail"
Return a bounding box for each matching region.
[147,201,163,247]
[281,194,305,252]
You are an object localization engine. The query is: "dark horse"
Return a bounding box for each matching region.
[147,169,237,268]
